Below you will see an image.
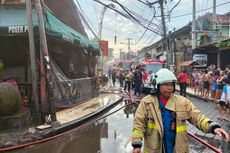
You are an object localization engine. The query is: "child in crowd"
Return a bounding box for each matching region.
[217,78,229,121]
[216,70,225,99]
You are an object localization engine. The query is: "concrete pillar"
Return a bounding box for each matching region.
[217,52,221,68]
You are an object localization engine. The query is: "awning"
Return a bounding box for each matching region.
[0,5,39,36]
[179,60,199,66]
[117,59,134,63]
[44,7,99,51]
[0,4,99,52]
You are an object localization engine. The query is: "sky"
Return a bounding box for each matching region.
[76,0,230,57]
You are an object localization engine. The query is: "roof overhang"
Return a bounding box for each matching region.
[179,60,200,66]
[117,59,134,63]
[0,4,100,54]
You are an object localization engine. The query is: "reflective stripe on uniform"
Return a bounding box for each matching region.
[176,125,187,133]
[148,122,187,133]
[144,148,148,153]
[201,118,210,132]
[147,122,157,129]
[133,130,144,138]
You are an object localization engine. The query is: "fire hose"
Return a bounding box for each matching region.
[0,89,222,153]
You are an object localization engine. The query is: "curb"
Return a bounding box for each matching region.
[175,89,218,104]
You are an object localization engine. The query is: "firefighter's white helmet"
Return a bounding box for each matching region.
[155,68,177,86]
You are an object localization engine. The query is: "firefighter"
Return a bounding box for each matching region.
[132,68,229,153]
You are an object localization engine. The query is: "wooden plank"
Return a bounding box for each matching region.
[56,93,122,124]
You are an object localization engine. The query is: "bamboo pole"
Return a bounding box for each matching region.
[25,0,41,123]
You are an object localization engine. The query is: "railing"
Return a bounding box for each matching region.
[18,77,99,108]
[54,77,99,106]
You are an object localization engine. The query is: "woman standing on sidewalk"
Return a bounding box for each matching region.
[211,70,219,99]
[199,70,205,97]
[216,70,225,99]
[177,70,188,97]
[192,69,200,95]
[203,70,211,99]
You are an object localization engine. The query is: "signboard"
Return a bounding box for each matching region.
[100,40,109,56]
[193,54,207,67]
[8,25,28,34]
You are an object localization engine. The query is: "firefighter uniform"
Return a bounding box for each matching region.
[132,68,220,153]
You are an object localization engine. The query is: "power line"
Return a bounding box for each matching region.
[94,0,163,35]
[170,1,230,18]
[127,0,153,15]
[135,10,158,45]
[138,32,158,49]
[125,0,161,45]
[167,0,181,19]
[75,0,98,38]
[111,0,163,34]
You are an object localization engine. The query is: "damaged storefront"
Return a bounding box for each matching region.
[0,4,100,110]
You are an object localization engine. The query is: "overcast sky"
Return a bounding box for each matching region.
[76,0,230,56]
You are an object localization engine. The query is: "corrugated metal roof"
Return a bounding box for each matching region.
[45,0,88,38]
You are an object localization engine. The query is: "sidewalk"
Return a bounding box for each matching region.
[175,85,216,103]
[176,85,230,145]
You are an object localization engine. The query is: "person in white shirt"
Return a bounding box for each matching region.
[217,78,230,121]
[147,70,155,86]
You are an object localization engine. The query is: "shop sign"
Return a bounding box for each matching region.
[8,25,28,34]
[100,40,109,56]
[193,54,207,67]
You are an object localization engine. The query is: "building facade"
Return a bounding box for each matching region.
[137,12,230,73]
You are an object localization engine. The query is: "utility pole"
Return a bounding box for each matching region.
[213,0,220,68]
[127,38,132,52]
[192,0,196,49]
[25,0,41,123]
[127,38,131,59]
[35,0,57,122]
[121,38,132,59]
[159,0,168,52]
[213,0,217,30]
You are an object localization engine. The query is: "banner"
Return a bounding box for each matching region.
[193,54,207,67]
[100,40,109,56]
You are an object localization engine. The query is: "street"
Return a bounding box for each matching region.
[6,85,229,153]
[1,1,230,153]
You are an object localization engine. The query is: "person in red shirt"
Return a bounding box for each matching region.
[142,70,148,84]
[177,70,188,97]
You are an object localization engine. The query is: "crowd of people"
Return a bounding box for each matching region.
[187,64,230,121]
[131,68,229,153]
[108,65,144,96]
[108,64,230,122]
[191,65,229,99]
[108,64,158,96]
